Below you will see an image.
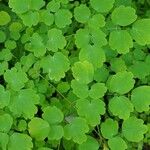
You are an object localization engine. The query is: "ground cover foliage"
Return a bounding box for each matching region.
[0,0,150,149]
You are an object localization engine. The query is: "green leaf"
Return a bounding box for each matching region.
[38,148,53,150]
[9,0,45,14]
[40,52,70,81]
[0,11,11,26]
[9,22,22,32]
[30,0,45,11]
[9,0,29,14]
[75,28,107,49]
[109,30,133,54]
[71,80,89,99]
[78,136,99,150]
[47,0,60,12]
[94,66,109,83]
[72,61,94,84]
[107,71,135,94]
[0,133,9,150]
[64,117,89,144]
[8,89,39,119]
[88,14,105,29]
[39,10,54,26]
[111,5,137,26]
[122,116,148,142]
[19,11,39,27]
[110,58,127,73]
[131,86,150,112]
[108,137,127,150]
[0,30,6,43]
[0,48,13,61]
[0,61,8,76]
[55,9,72,28]
[8,133,33,150]
[17,119,27,132]
[109,96,134,120]
[28,117,50,141]
[101,118,118,139]
[76,99,105,126]
[5,40,16,50]
[48,125,64,140]
[25,33,46,57]
[75,28,90,49]
[42,106,64,124]
[57,82,70,93]
[0,113,13,132]
[20,53,36,72]
[79,45,106,69]
[89,83,107,99]
[46,28,66,52]
[90,0,115,13]
[129,61,150,79]
[130,19,150,45]
[74,4,91,23]
[0,85,10,109]
[115,0,132,6]
[90,28,107,47]
[4,67,28,91]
